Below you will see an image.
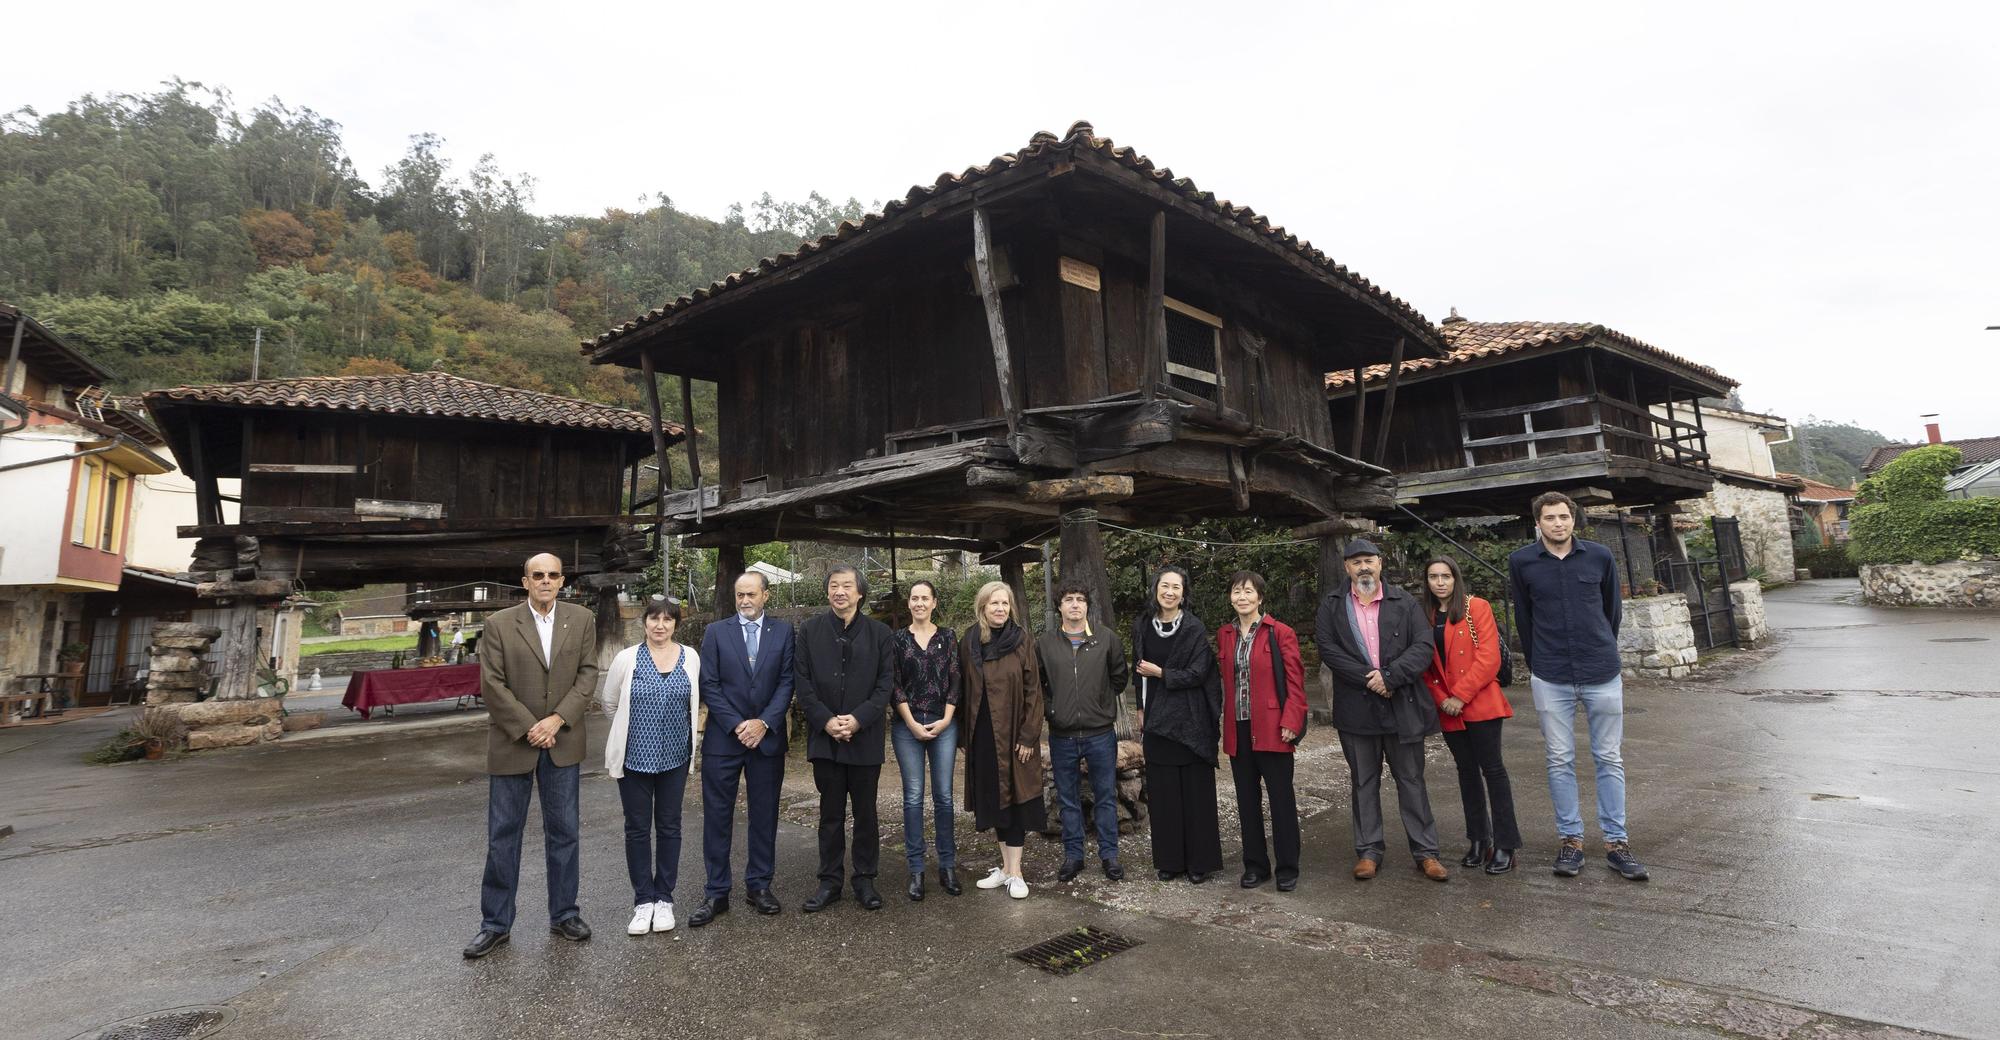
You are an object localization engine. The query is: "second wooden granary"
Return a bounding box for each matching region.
[584,121,1444,618]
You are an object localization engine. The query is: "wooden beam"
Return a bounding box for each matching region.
[247,463,359,475]
[186,418,222,527]
[714,543,745,620]
[639,351,673,522]
[1452,379,1475,467]
[679,373,704,522]
[354,498,444,519]
[1143,211,1167,400]
[1349,369,1367,459]
[1290,517,1378,541]
[195,578,291,600]
[1023,475,1134,503]
[1227,448,1251,512]
[1370,336,1406,465]
[971,206,1018,431]
[965,465,1031,488]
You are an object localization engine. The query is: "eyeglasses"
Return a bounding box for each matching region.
[528,571,564,581]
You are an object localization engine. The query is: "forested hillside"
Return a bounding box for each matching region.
[1769,418,1892,488]
[0,80,866,440]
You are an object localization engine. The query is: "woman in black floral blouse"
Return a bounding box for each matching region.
[891,580,962,900]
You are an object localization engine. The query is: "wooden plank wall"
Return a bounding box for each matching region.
[239,413,624,520]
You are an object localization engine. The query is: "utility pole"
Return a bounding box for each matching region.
[251,327,263,380]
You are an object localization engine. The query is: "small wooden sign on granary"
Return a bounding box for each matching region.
[584,121,1444,614]
[144,370,678,592]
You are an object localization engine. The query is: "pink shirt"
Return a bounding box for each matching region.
[1350,584,1383,668]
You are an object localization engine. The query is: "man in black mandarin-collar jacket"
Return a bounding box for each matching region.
[793,564,896,911]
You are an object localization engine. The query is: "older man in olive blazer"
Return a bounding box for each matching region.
[463,553,599,959]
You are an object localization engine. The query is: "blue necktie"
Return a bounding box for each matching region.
[744,619,760,669]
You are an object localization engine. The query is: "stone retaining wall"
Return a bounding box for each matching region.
[1619,594,1699,679]
[1860,559,2000,608]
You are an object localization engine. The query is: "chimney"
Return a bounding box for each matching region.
[1921,413,1942,444]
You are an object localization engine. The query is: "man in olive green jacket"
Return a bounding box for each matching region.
[463,552,599,959]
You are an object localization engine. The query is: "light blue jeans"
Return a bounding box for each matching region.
[890,711,958,873]
[1529,674,1627,843]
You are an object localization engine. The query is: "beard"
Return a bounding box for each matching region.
[1354,575,1379,593]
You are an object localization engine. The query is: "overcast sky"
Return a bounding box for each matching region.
[14,0,1997,444]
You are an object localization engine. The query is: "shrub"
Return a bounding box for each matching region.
[1794,544,1859,578]
[1849,445,2000,565]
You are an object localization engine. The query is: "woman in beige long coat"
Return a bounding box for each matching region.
[959,580,1045,898]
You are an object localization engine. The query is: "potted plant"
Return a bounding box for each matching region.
[133,708,188,760]
[57,642,89,674]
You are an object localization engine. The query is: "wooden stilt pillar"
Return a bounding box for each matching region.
[715,544,746,620]
[999,560,1028,626]
[1058,506,1114,634]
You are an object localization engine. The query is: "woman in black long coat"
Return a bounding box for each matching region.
[1132,565,1224,882]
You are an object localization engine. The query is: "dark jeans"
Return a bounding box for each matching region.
[1338,731,1440,863]
[700,749,784,900]
[891,713,958,873]
[812,760,881,886]
[480,750,580,934]
[1230,720,1299,880]
[1442,719,1523,849]
[1050,730,1120,864]
[617,765,689,905]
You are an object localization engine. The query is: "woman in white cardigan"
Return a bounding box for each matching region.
[599,595,701,936]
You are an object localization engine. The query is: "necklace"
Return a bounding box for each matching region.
[1151,614,1182,639]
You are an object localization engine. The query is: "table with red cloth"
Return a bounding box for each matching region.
[342,663,482,720]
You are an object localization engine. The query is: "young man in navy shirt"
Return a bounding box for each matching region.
[1507,492,1649,881]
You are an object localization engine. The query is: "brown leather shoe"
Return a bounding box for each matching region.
[1352,858,1378,880]
[1418,857,1450,882]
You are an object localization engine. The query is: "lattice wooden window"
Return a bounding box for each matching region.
[1164,297,1223,401]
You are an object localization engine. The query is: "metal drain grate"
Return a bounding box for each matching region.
[76,1006,233,1040]
[1011,926,1142,976]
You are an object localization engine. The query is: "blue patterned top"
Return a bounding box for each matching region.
[624,644,691,774]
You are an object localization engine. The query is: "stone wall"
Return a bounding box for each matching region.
[1619,594,1699,679]
[1728,581,1771,646]
[1685,482,1796,582]
[1860,559,2000,608]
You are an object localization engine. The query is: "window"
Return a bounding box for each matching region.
[71,460,98,544]
[99,472,125,551]
[1163,297,1223,401]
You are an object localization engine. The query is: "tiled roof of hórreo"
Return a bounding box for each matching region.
[1325,320,1736,390]
[144,371,673,437]
[584,120,1439,356]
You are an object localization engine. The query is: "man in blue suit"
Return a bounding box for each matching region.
[690,570,795,926]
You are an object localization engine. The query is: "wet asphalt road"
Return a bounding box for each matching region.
[1,579,1993,1040]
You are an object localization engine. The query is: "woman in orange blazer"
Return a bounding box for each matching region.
[1421,556,1521,875]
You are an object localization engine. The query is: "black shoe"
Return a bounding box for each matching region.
[802,884,842,913]
[855,880,883,910]
[1275,874,1299,892]
[1188,871,1211,885]
[1058,858,1086,883]
[1553,838,1586,877]
[1240,868,1270,889]
[1605,842,1650,881]
[1485,848,1516,875]
[938,866,962,896]
[1101,860,1125,882]
[549,917,592,942]
[748,889,781,915]
[688,897,728,927]
[1461,841,1494,869]
[1157,870,1181,882]
[461,929,509,959]
[908,873,925,902]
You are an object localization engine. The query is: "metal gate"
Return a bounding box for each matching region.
[1711,516,1749,583]
[1660,558,1740,650]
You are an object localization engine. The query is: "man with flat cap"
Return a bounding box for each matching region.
[1315,538,1449,882]
[463,552,598,958]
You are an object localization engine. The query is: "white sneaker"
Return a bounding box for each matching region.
[651,901,675,932]
[975,867,1008,890]
[626,903,653,936]
[1006,875,1029,899]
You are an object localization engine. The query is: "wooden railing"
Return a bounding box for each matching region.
[1451,387,1711,470]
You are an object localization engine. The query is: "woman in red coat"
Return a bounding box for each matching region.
[1422,557,1522,875]
[1218,570,1308,891]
